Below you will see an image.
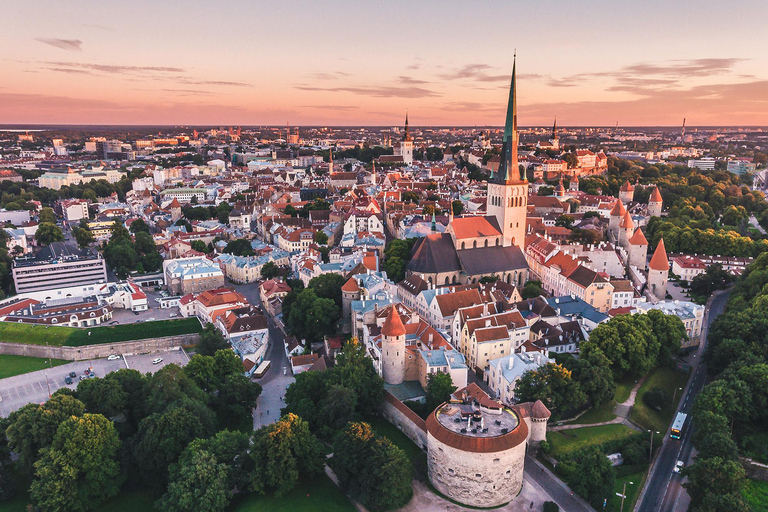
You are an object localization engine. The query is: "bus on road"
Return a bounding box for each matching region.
[670,412,687,439]
[254,360,271,378]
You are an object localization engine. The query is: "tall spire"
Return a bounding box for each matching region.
[490,52,523,184]
[552,118,558,139]
[403,110,412,141]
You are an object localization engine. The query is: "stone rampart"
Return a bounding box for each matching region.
[380,390,427,451]
[0,334,199,361]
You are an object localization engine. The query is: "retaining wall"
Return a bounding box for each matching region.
[0,334,199,361]
[380,390,428,451]
[740,457,768,481]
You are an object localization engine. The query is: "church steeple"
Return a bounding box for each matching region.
[552,118,558,140]
[403,110,412,142]
[491,54,523,185]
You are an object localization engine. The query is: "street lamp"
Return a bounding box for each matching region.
[618,481,635,512]
[649,430,660,460]
[672,387,683,407]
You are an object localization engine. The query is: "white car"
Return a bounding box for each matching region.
[107,355,121,361]
[169,313,177,318]
[673,460,685,473]
[152,357,163,365]
[147,317,156,321]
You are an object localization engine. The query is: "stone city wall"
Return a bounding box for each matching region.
[0,334,199,361]
[740,457,768,481]
[380,391,427,451]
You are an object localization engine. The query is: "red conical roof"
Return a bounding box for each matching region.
[649,238,669,271]
[620,180,635,192]
[381,305,406,337]
[610,200,626,217]
[620,211,634,229]
[341,277,360,293]
[169,198,181,209]
[649,186,662,203]
[532,399,551,419]
[628,228,648,246]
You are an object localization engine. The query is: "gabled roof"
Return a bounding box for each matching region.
[450,215,502,239]
[407,233,461,274]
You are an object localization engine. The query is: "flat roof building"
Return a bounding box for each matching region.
[12,242,107,294]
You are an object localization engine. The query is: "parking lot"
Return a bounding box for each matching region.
[0,349,190,418]
[108,290,181,326]
[125,349,189,374]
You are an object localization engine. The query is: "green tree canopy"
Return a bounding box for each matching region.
[159,449,230,512]
[34,222,64,246]
[223,238,254,257]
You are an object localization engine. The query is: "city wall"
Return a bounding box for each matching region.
[380,390,428,451]
[740,457,768,481]
[0,334,199,361]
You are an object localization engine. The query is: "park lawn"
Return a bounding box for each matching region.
[0,318,202,347]
[566,399,617,424]
[0,322,75,346]
[98,489,156,512]
[0,354,69,379]
[744,479,768,511]
[614,375,638,404]
[605,468,647,512]
[630,366,690,433]
[549,424,636,458]
[368,416,428,478]
[65,318,202,346]
[230,475,357,512]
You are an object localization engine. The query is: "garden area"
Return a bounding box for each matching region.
[0,318,202,347]
[367,416,427,479]
[744,479,768,511]
[629,366,689,433]
[547,424,636,458]
[230,475,356,512]
[0,354,68,379]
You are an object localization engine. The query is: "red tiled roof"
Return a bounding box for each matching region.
[649,238,670,271]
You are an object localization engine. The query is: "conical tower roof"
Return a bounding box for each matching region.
[490,54,524,185]
[620,211,634,229]
[610,200,626,217]
[649,186,662,203]
[649,238,670,271]
[628,228,648,246]
[381,305,406,337]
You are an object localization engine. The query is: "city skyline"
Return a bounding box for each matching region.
[2,0,768,126]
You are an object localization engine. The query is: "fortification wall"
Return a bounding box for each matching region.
[380,391,427,450]
[0,334,199,361]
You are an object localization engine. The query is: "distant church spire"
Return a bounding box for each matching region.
[403,110,412,142]
[490,53,524,184]
[552,118,558,139]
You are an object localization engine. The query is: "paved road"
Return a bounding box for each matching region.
[525,455,595,512]
[0,350,189,418]
[636,290,729,512]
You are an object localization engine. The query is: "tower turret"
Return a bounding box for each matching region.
[648,238,669,300]
[648,186,663,217]
[381,306,407,385]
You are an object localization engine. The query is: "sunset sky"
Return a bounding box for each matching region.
[2,0,767,126]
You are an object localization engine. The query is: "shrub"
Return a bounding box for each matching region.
[543,502,560,512]
[642,388,668,411]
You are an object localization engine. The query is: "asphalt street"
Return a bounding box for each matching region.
[525,455,596,512]
[635,290,730,512]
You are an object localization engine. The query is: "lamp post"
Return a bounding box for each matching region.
[619,481,635,512]
[672,387,683,407]
[649,430,660,460]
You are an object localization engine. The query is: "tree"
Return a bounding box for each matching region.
[285,289,338,343]
[683,456,746,509]
[569,351,616,406]
[190,240,209,253]
[76,376,128,419]
[555,214,575,229]
[197,323,229,356]
[223,238,254,257]
[159,450,230,512]
[250,414,324,497]
[564,446,615,508]
[72,225,94,248]
[283,204,297,217]
[184,430,252,492]
[260,261,280,279]
[30,414,122,512]
[562,153,578,169]
[34,222,64,246]
[318,384,358,436]
[315,230,329,245]
[522,280,543,299]
[451,200,464,216]
[129,218,150,234]
[514,363,586,418]
[5,394,86,475]
[39,207,56,224]
[308,273,346,309]
[479,275,499,283]
[332,422,413,511]
[425,372,456,412]
[543,502,560,512]
[217,374,262,424]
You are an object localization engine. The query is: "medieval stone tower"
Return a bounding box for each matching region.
[486,55,528,251]
[341,277,361,333]
[609,199,626,240]
[628,228,649,270]
[648,186,663,217]
[381,306,407,385]
[619,180,635,203]
[648,237,670,300]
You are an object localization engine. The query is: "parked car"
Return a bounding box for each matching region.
[69,371,77,378]
[134,311,140,316]
[674,460,685,473]
[147,317,156,321]
[64,376,72,385]
[169,313,177,318]
[152,357,163,365]
[107,354,121,361]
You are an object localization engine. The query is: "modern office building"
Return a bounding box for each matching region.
[11,242,108,294]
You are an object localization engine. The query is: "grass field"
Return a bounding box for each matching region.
[614,375,638,404]
[0,467,29,512]
[744,479,768,511]
[605,468,647,512]
[0,354,69,379]
[630,366,689,433]
[0,322,76,346]
[230,475,356,512]
[549,424,636,457]
[563,375,639,425]
[0,318,202,348]
[97,490,156,512]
